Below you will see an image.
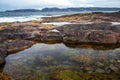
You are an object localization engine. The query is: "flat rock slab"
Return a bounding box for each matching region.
[6,40,34,54]
[55,23,120,44]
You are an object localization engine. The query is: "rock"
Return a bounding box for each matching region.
[41,29,62,42]
[84,30,119,44]
[96,62,104,67]
[0,44,7,64]
[49,29,60,33]
[109,64,118,72]
[117,60,120,63]
[6,40,33,54]
[62,30,119,44]
[95,68,105,73]
[56,23,120,44]
[84,67,93,73]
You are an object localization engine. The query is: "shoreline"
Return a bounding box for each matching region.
[0,11,120,79]
[0,12,120,65]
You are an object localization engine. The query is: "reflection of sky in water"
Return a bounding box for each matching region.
[3,43,120,80]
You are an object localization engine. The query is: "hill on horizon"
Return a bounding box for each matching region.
[4,7,120,12]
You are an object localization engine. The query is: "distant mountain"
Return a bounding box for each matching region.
[41,7,120,12]
[5,9,41,12]
[4,7,120,12]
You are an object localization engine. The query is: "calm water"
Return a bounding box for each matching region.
[3,43,120,80]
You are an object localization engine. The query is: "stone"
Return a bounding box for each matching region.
[41,30,62,42]
[109,64,118,72]
[95,68,105,73]
[6,40,33,54]
[84,67,93,73]
[117,60,120,63]
[96,62,104,67]
[0,44,7,64]
[0,56,5,64]
[56,23,120,44]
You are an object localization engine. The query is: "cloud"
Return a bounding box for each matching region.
[0,0,73,7]
[0,0,120,10]
[28,0,73,6]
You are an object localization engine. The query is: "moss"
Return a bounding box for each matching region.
[52,69,120,80]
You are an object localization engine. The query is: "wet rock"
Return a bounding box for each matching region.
[109,64,118,72]
[117,60,120,63]
[6,40,33,54]
[110,59,116,63]
[56,23,120,44]
[41,29,62,42]
[83,30,119,44]
[63,30,119,44]
[95,68,105,73]
[0,44,7,64]
[84,67,93,73]
[96,62,104,67]
[0,56,5,64]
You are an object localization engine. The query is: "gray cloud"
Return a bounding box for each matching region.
[0,0,120,11]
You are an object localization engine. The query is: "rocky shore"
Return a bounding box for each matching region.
[0,11,120,65]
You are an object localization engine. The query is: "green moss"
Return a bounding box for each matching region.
[52,69,120,80]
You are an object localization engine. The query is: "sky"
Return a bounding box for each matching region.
[0,0,120,11]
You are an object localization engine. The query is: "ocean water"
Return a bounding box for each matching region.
[0,11,82,23]
[0,11,117,23]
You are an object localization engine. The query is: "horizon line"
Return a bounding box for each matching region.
[1,7,120,12]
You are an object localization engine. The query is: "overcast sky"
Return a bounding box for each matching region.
[0,0,120,11]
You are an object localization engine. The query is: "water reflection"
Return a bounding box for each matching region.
[3,43,120,80]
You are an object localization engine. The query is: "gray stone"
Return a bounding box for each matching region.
[95,68,105,73]
[109,64,118,72]
[96,62,104,67]
[117,60,120,63]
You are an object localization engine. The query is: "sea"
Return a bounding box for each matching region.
[0,11,118,23]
